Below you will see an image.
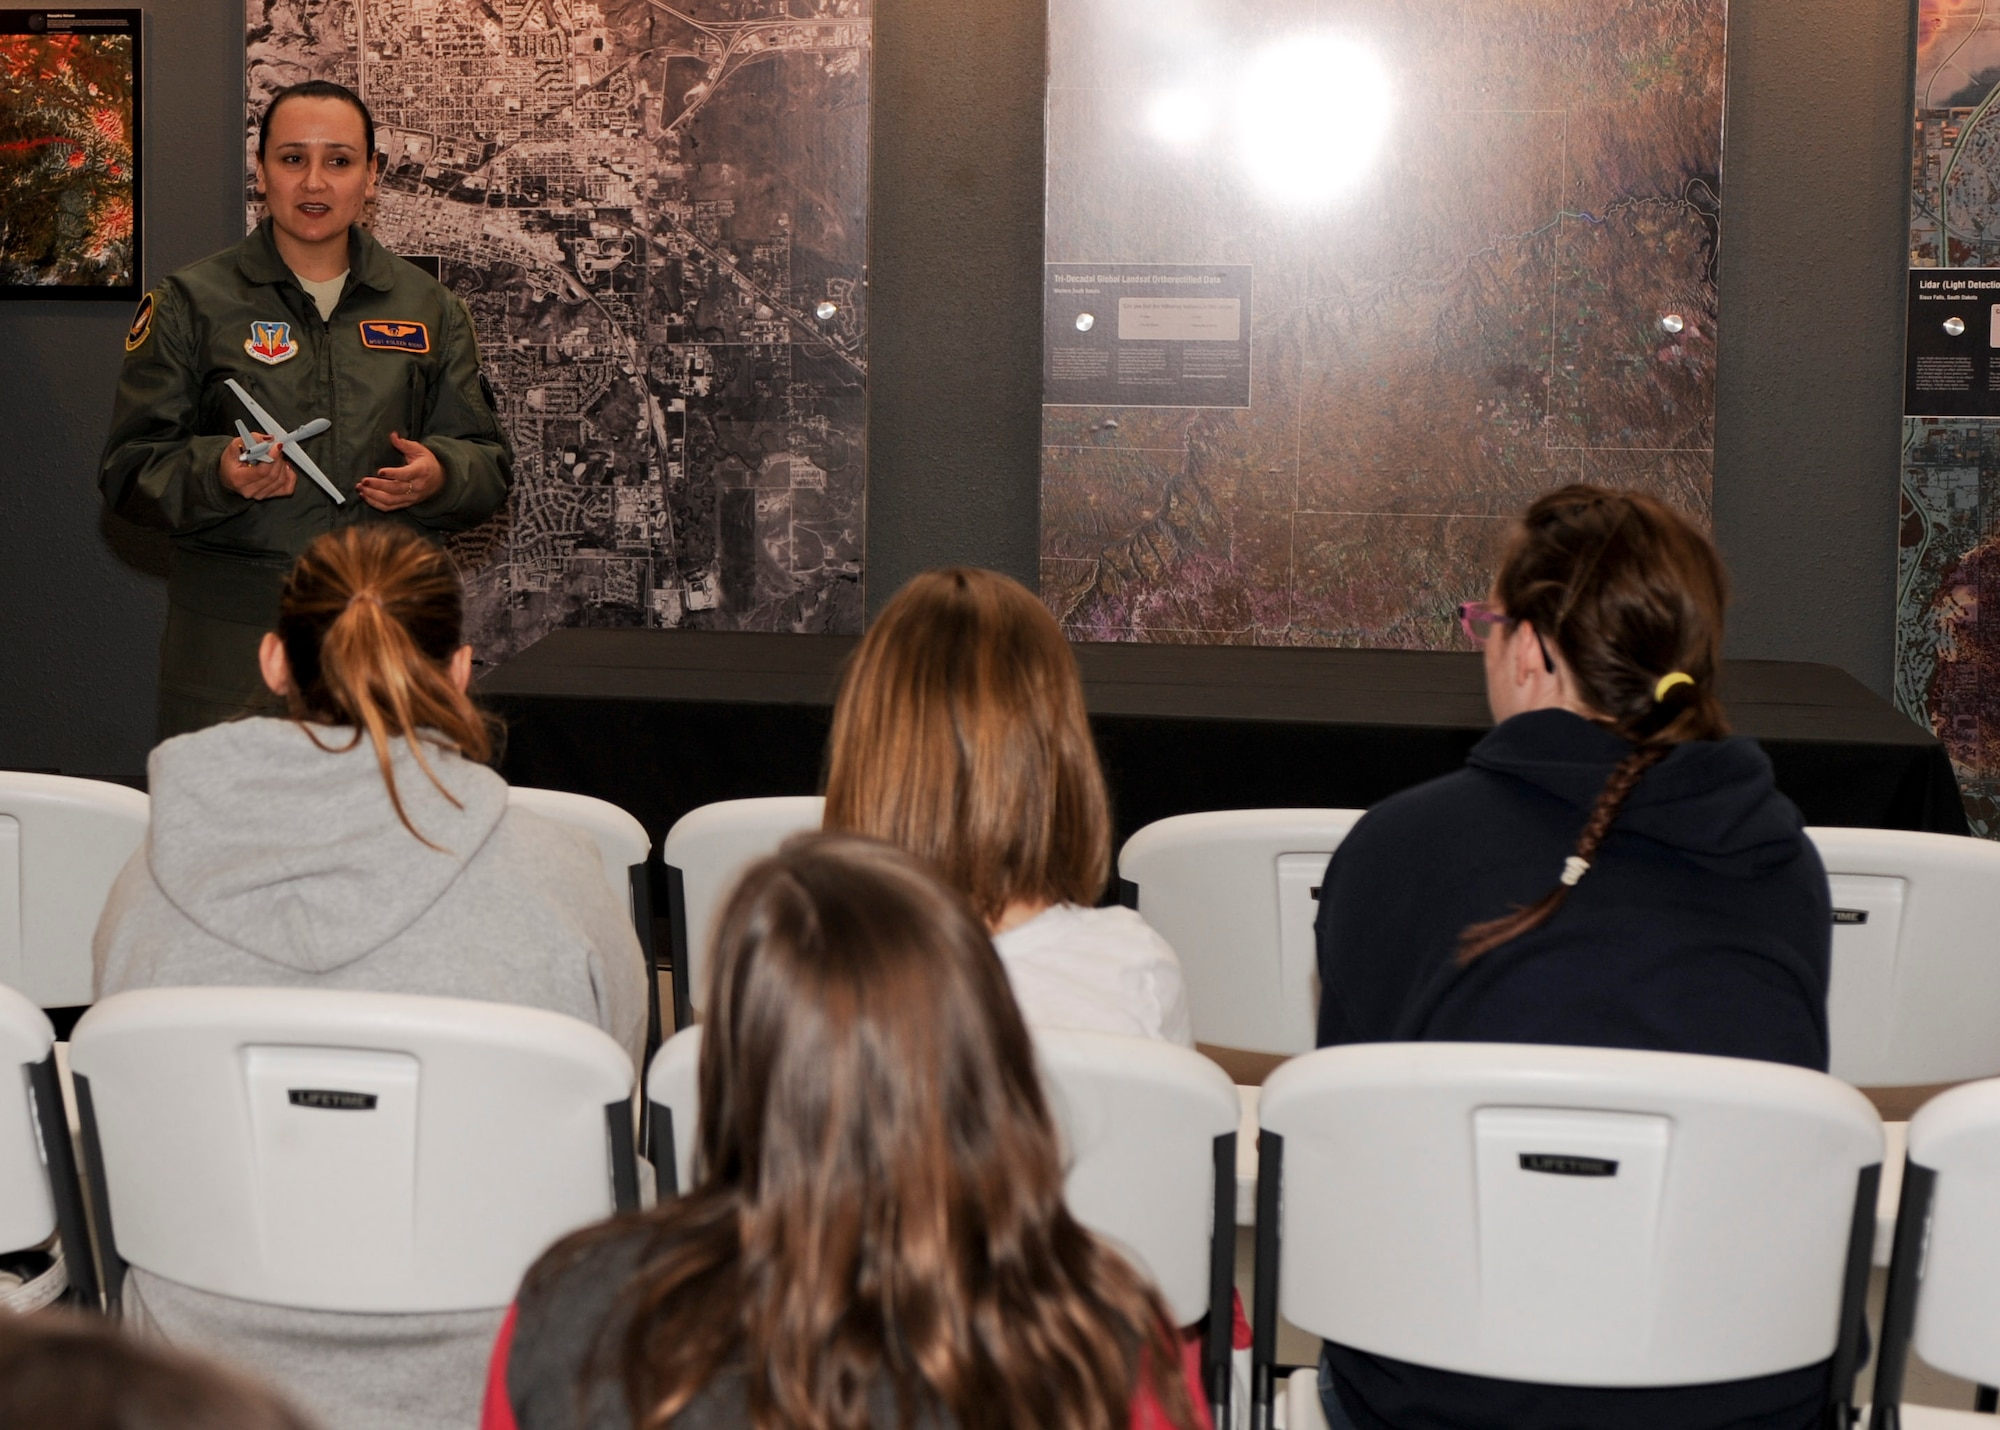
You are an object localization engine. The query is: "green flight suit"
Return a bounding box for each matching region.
[99,219,513,739]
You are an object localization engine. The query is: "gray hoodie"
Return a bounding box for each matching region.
[93,717,649,1430]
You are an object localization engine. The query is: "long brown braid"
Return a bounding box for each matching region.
[1456,487,1730,964]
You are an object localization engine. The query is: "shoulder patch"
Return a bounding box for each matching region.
[359,320,431,353]
[123,291,156,352]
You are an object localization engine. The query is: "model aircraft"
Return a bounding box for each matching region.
[232,416,330,465]
[224,378,343,504]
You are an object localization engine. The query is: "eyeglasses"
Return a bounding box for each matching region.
[1457,600,1555,674]
[1457,600,1508,646]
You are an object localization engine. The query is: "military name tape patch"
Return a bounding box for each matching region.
[124,292,155,352]
[359,320,430,353]
[245,320,300,365]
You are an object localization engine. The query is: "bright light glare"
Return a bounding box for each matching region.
[1235,35,1393,206]
[1146,87,1215,148]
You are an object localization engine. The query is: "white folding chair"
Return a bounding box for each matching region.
[0,773,148,1009]
[1872,1078,2000,1427]
[644,1026,1243,1424]
[0,982,94,1308]
[1116,809,1365,1055]
[1809,827,2000,1088]
[644,1024,702,1198]
[1040,1029,1241,1423]
[507,786,660,1058]
[1254,1042,1883,1430]
[68,987,638,1315]
[660,796,823,1026]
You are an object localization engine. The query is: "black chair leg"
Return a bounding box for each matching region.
[1976,1386,1997,1413]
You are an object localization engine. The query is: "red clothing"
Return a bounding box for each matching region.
[481,1302,1214,1430]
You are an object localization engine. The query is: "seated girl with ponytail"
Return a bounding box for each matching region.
[93,525,647,1430]
[1311,484,1832,1430]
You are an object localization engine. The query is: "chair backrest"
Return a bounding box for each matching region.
[507,787,663,1063]
[1872,1078,2000,1409]
[506,786,650,914]
[1038,1029,1239,1328]
[1808,826,2000,1087]
[644,1028,1237,1371]
[1117,809,1365,1055]
[69,987,637,1315]
[1255,1041,1881,1396]
[0,982,96,1305]
[0,773,148,1008]
[0,984,57,1252]
[661,796,823,1023]
[645,1024,703,1197]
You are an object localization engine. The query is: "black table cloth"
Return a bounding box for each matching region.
[481,631,1970,911]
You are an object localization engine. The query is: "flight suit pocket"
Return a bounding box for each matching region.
[200,371,242,434]
[406,363,431,434]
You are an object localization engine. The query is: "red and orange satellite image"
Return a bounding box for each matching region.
[0,19,136,292]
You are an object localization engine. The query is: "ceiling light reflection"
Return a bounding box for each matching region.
[1235,34,1393,207]
[1145,87,1215,148]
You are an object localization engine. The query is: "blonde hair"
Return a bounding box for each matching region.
[275,526,493,846]
[822,568,1110,923]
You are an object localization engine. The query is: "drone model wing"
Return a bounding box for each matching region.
[224,379,343,504]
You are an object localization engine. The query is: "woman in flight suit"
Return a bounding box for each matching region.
[100,80,513,739]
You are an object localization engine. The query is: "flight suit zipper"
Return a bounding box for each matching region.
[320,298,336,506]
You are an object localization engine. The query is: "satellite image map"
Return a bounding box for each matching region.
[1902,0,2000,837]
[0,20,137,292]
[247,0,870,663]
[1041,0,1726,648]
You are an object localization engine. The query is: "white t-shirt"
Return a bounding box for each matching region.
[991,903,1194,1046]
[295,269,348,322]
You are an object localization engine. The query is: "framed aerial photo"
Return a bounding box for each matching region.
[1040,0,1725,648]
[0,9,139,298]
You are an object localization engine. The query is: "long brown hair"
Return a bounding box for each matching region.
[822,568,1110,924]
[545,833,1199,1430]
[1458,486,1731,963]
[0,1309,319,1430]
[275,526,493,845]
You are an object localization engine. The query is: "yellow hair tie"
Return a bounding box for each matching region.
[1654,671,1695,703]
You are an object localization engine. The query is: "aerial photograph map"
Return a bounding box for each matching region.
[247,0,870,662]
[0,19,137,292]
[1902,0,2000,837]
[1041,0,1726,647]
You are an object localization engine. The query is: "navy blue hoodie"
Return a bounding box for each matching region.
[1314,708,1833,1430]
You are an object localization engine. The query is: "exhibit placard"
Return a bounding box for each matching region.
[1044,263,1252,409]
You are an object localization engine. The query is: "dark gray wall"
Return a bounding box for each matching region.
[0,3,242,780]
[1712,0,1915,703]
[0,0,1919,781]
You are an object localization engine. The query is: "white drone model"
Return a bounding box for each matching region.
[224,378,343,504]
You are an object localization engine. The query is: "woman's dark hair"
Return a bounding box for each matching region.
[257,79,376,161]
[536,832,1200,1430]
[823,567,1111,924]
[0,1309,318,1430]
[276,527,494,846]
[1458,485,1731,963]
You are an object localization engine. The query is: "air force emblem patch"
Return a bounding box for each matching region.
[245,321,299,366]
[359,320,430,353]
